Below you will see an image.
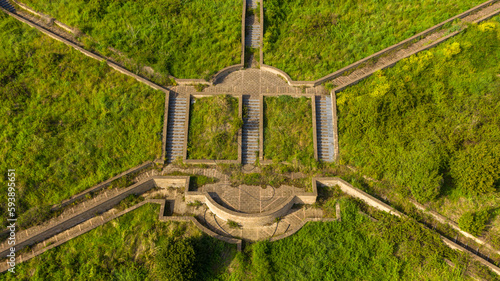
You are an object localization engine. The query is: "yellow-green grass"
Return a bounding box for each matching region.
[337,20,500,207]
[21,0,242,80]
[2,204,236,280]
[264,0,485,80]
[0,12,164,229]
[187,95,241,160]
[263,96,314,166]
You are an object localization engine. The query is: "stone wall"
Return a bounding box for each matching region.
[0,177,190,259]
[331,90,339,161]
[311,95,319,161]
[0,199,242,273]
[52,161,154,211]
[316,177,402,217]
[161,92,170,163]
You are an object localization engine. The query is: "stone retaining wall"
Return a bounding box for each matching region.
[315,177,402,217]
[161,92,170,163]
[331,90,339,162]
[411,199,500,256]
[0,177,188,259]
[311,95,318,161]
[185,177,317,226]
[259,0,264,66]
[0,199,242,273]
[52,161,154,211]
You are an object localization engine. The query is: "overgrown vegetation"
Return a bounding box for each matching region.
[264,96,314,166]
[458,210,490,237]
[0,13,163,229]
[338,20,500,203]
[264,0,485,80]
[22,0,241,79]
[229,198,488,280]
[188,95,241,160]
[164,172,219,191]
[4,204,236,280]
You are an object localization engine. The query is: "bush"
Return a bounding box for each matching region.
[450,143,500,195]
[458,210,490,236]
[155,237,196,281]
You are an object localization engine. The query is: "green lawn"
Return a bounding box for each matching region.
[264,96,314,165]
[21,0,242,80]
[188,95,241,160]
[263,0,485,80]
[2,204,236,280]
[337,19,500,216]
[0,12,164,229]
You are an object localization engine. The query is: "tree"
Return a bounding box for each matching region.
[450,143,500,195]
[155,237,196,281]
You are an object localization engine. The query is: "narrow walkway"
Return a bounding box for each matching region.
[316,95,335,162]
[0,0,15,12]
[244,0,260,67]
[166,94,187,163]
[242,96,260,164]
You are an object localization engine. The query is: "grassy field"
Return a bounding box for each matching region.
[264,96,314,166]
[0,12,164,229]
[21,0,242,80]
[2,204,236,280]
[337,19,500,238]
[263,0,485,80]
[188,95,241,160]
[6,199,494,280]
[229,198,490,280]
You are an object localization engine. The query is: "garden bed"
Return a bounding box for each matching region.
[263,96,314,165]
[187,95,241,160]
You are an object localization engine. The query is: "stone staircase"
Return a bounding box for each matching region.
[316,96,335,162]
[242,96,260,164]
[0,0,15,12]
[166,94,188,163]
[248,0,258,9]
[245,0,260,48]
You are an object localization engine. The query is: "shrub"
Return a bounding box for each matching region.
[155,237,196,281]
[458,210,490,236]
[227,220,240,229]
[450,143,500,195]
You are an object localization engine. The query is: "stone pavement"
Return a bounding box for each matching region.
[171,68,328,96]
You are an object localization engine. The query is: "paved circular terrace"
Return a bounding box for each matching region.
[171,68,328,96]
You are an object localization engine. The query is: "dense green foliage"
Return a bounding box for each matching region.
[3,204,236,280]
[23,0,241,79]
[450,143,500,195]
[188,95,241,160]
[155,237,196,280]
[0,13,163,228]
[264,96,314,165]
[338,20,500,202]
[458,210,490,237]
[264,0,484,80]
[230,199,470,280]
